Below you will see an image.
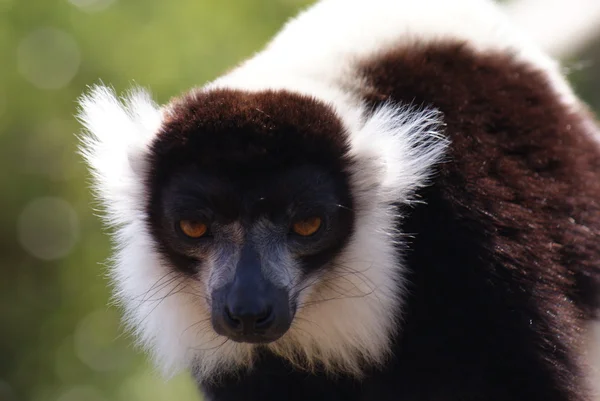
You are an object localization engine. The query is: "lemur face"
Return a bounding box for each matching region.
[149,163,355,344]
[145,89,355,344]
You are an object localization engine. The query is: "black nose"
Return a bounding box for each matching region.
[211,243,293,343]
[211,281,292,343]
[223,303,275,333]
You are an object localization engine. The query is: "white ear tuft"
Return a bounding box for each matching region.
[77,85,163,228]
[349,103,449,205]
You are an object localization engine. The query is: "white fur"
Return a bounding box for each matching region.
[78,86,161,228]
[205,0,580,124]
[79,0,583,381]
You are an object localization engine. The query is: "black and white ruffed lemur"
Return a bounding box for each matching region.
[78,0,600,399]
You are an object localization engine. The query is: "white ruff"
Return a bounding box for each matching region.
[78,0,582,381]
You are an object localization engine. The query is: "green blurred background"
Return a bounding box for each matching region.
[1,1,599,400]
[0,0,311,400]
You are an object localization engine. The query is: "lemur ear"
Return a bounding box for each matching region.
[348,103,449,206]
[77,85,163,228]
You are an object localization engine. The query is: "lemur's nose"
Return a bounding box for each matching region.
[223,300,275,333]
[210,243,292,343]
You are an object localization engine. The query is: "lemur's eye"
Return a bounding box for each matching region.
[179,220,208,238]
[292,216,322,236]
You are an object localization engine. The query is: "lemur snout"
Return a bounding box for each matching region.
[224,301,274,333]
[211,244,293,343]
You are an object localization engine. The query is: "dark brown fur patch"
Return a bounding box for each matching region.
[150,89,351,181]
[356,42,600,399]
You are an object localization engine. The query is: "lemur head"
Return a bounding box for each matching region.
[79,82,446,380]
[148,89,356,345]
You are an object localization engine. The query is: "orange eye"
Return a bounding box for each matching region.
[292,216,322,236]
[179,220,208,238]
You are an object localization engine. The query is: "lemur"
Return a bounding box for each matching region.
[78,0,600,399]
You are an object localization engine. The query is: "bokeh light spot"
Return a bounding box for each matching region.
[75,309,133,372]
[17,27,80,90]
[25,119,81,181]
[68,0,116,13]
[17,197,80,260]
[0,380,17,401]
[118,368,201,401]
[0,0,14,11]
[57,386,106,401]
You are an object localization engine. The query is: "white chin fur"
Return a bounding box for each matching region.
[79,0,576,382]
